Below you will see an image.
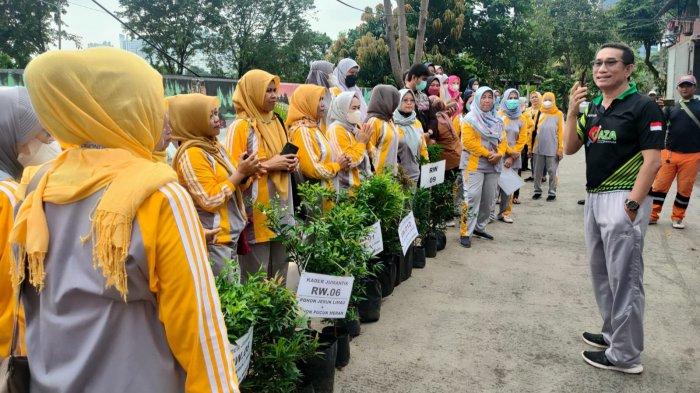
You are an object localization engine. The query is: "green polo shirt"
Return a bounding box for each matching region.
[576,83,665,192]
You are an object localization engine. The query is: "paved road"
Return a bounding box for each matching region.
[335,150,700,393]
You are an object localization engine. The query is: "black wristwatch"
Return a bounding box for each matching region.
[624,199,640,212]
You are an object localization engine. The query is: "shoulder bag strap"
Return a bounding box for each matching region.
[679,101,700,129]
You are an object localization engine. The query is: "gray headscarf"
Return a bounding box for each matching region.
[332,58,367,119]
[307,60,335,119]
[393,89,422,156]
[328,91,357,131]
[367,85,400,122]
[0,86,42,180]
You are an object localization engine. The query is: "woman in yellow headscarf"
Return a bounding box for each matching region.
[169,93,262,278]
[523,91,542,178]
[286,84,350,189]
[224,69,298,283]
[530,92,564,201]
[12,48,239,392]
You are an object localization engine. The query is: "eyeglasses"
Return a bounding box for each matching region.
[591,59,625,69]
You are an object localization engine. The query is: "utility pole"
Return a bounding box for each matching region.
[57,0,62,49]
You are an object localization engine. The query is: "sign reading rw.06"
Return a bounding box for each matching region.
[296,272,354,318]
[420,160,446,188]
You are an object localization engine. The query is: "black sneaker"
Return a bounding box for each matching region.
[473,230,494,240]
[581,350,643,374]
[582,332,608,348]
[577,199,585,205]
[546,195,556,202]
[532,193,542,200]
[460,236,471,248]
[524,176,534,182]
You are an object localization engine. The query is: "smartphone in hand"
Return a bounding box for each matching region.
[280,142,299,156]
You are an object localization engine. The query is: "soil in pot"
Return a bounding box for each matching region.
[322,326,350,369]
[299,331,336,393]
[436,230,447,251]
[425,234,438,258]
[413,246,426,268]
[357,278,381,323]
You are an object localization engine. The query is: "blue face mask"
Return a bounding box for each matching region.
[505,99,519,110]
[417,80,427,91]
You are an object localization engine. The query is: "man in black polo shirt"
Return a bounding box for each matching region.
[649,75,700,228]
[565,43,664,374]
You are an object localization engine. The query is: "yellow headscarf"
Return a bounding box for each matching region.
[168,93,234,174]
[540,92,559,114]
[285,84,326,128]
[11,48,176,298]
[233,69,288,198]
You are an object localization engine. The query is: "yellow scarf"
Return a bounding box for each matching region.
[285,84,326,128]
[168,93,246,218]
[530,91,542,111]
[540,92,559,115]
[233,69,289,199]
[12,47,176,299]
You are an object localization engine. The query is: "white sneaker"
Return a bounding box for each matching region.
[498,215,514,224]
[672,220,685,229]
[446,220,456,227]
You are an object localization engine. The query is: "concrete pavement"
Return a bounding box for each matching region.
[335,150,700,393]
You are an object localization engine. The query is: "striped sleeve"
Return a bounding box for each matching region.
[576,112,587,141]
[327,124,367,168]
[290,125,340,180]
[137,182,239,393]
[177,147,234,213]
[0,181,20,357]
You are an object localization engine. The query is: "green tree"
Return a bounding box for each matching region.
[612,0,668,82]
[118,0,212,74]
[204,0,325,81]
[0,0,78,68]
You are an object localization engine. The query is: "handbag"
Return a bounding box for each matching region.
[0,287,30,393]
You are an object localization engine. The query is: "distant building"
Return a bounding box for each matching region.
[119,34,147,58]
[659,0,700,100]
[87,41,113,48]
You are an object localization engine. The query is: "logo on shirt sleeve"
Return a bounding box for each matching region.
[649,121,663,132]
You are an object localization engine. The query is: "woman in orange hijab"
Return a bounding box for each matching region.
[169,93,263,278]
[286,84,351,189]
[224,69,298,283]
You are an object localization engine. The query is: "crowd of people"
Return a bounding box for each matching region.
[0,41,698,390]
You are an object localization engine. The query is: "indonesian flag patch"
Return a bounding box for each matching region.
[650,121,663,132]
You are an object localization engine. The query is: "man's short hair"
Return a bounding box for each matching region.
[407,63,432,80]
[600,43,635,65]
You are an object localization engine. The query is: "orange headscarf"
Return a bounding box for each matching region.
[233,69,289,198]
[285,84,326,128]
[540,92,559,114]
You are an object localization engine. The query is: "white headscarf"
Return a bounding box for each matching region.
[328,91,357,131]
[332,58,367,119]
[465,86,504,143]
[500,88,522,120]
[0,86,43,180]
[393,89,421,156]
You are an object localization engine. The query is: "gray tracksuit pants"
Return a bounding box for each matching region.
[533,154,559,196]
[464,171,499,236]
[585,191,652,367]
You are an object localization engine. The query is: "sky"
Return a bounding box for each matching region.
[61,0,379,50]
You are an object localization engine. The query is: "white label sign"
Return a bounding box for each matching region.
[398,211,419,256]
[362,221,383,256]
[231,326,253,382]
[420,160,446,188]
[296,272,354,318]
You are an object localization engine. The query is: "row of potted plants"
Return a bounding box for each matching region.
[215,147,455,392]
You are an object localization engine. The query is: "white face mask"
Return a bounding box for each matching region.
[17,139,61,167]
[347,110,362,125]
[542,100,553,109]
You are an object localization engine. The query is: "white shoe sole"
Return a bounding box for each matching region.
[581,351,643,374]
[582,335,608,349]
